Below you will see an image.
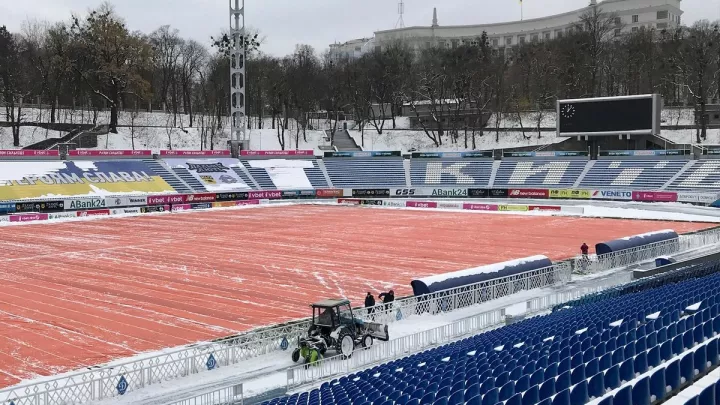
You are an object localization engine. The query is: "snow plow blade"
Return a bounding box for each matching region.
[366,322,389,342]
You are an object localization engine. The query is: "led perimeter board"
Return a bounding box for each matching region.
[557,94,662,137]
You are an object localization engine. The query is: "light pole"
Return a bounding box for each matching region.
[229,0,246,156]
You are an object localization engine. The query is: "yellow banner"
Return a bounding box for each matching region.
[498,204,529,212]
[212,201,236,208]
[0,161,175,200]
[549,189,591,199]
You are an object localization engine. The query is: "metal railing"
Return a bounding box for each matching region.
[0,263,569,405]
[284,278,616,390]
[573,227,720,275]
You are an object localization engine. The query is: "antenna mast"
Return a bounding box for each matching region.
[396,0,405,28]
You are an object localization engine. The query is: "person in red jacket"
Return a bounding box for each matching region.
[581,243,589,257]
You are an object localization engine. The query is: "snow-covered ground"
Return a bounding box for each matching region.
[5,107,720,153]
[0,126,66,149]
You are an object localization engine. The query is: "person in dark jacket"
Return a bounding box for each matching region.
[379,290,395,304]
[364,292,376,315]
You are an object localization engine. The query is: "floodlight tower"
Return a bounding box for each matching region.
[396,0,405,28]
[229,0,246,156]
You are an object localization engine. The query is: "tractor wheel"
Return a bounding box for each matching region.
[336,332,355,359]
[291,348,301,363]
[361,334,374,349]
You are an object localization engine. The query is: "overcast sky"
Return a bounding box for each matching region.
[1,0,718,56]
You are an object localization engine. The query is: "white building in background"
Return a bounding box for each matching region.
[329,0,683,59]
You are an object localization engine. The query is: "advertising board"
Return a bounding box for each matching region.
[508,189,550,199]
[392,188,468,198]
[463,203,499,211]
[406,201,438,209]
[591,190,633,200]
[549,189,592,199]
[632,191,678,202]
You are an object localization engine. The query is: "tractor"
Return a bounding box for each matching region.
[291,299,389,364]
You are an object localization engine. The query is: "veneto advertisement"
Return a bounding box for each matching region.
[163,158,251,192]
[0,161,175,200]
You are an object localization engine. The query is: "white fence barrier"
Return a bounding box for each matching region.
[0,263,570,405]
[573,227,720,275]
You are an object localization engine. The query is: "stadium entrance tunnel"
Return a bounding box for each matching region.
[595,229,679,255]
[410,255,553,296]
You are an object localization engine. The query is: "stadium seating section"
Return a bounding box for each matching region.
[263,261,720,405]
[4,155,720,197]
[142,156,720,193]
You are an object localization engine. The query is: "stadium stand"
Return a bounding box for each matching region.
[142,159,193,193]
[493,160,587,188]
[264,261,720,405]
[409,158,493,187]
[579,160,689,190]
[324,157,407,188]
[238,157,328,190]
[668,160,720,191]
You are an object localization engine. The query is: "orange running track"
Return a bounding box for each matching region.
[0,205,713,387]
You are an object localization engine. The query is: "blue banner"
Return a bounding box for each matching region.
[0,202,16,213]
[504,151,588,158]
[411,151,493,158]
[324,151,401,158]
[706,149,720,155]
[600,150,689,157]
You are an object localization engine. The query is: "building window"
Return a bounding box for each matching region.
[657,22,667,29]
[451,39,459,48]
[555,30,563,38]
[632,15,639,23]
[518,36,526,44]
[531,34,539,42]
[614,28,621,37]
[615,17,621,26]
[505,36,513,45]
[355,47,361,52]
[543,31,551,40]
[657,10,668,19]
[632,27,638,32]
[492,38,499,47]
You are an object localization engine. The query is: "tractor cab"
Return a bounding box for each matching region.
[311,299,358,335]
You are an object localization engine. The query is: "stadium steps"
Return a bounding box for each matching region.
[573,160,596,188]
[488,160,502,187]
[171,166,208,192]
[232,166,262,190]
[142,159,193,193]
[331,130,362,151]
[403,159,412,187]
[316,159,335,188]
[661,160,696,191]
[241,161,277,189]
